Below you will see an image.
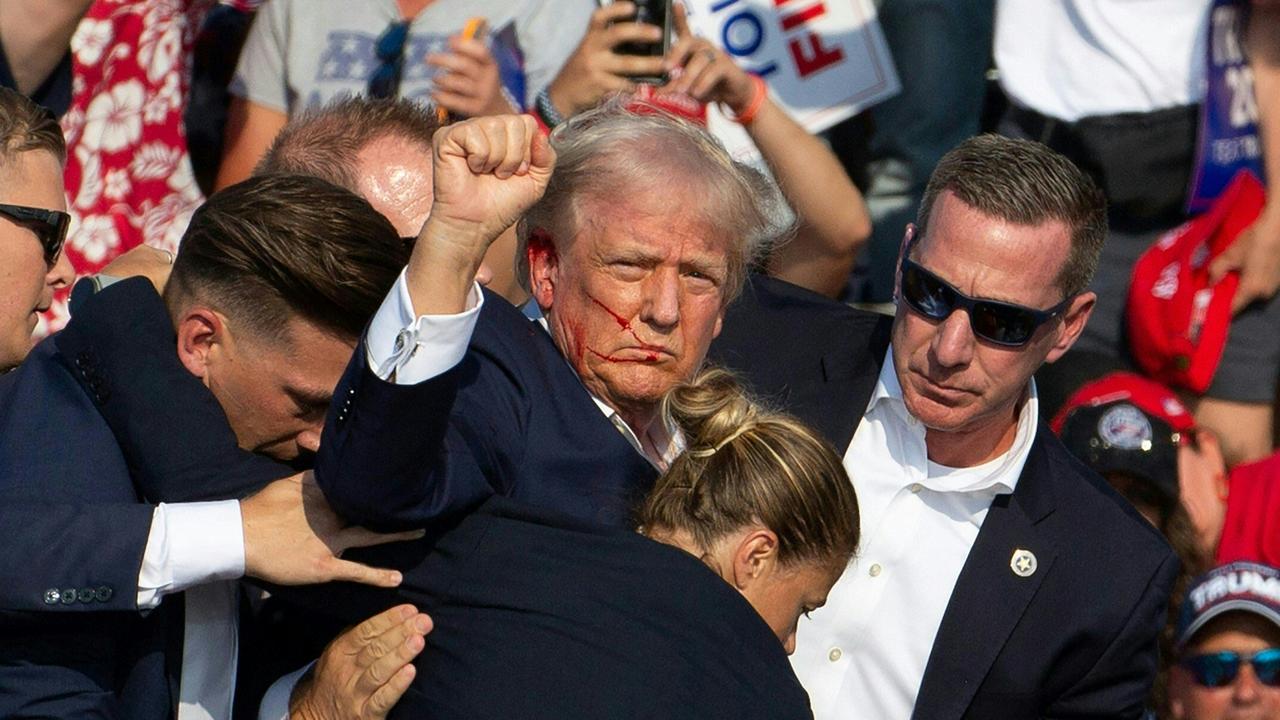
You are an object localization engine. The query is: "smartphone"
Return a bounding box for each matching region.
[601,0,671,83]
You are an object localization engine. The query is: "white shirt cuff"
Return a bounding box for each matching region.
[136,501,246,610]
[365,269,485,385]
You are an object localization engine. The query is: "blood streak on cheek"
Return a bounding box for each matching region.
[588,294,632,331]
[558,314,588,363]
[586,348,658,364]
[586,293,665,352]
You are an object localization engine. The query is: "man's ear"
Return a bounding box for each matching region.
[1045,291,1096,364]
[527,227,560,311]
[175,307,227,384]
[730,527,780,591]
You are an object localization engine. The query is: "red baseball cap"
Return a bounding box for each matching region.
[1051,372,1195,500]
[1126,171,1263,393]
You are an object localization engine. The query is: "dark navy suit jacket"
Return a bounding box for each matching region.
[34,284,812,717]
[0,278,286,719]
[315,288,659,533]
[708,275,1179,720]
[394,497,813,720]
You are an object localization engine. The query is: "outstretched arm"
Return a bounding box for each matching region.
[0,0,92,95]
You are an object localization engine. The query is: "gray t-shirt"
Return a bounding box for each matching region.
[230,0,592,114]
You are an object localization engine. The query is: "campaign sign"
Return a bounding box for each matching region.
[685,0,899,160]
[1188,0,1265,214]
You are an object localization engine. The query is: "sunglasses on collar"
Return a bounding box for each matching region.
[898,242,1074,348]
[1180,648,1280,687]
[368,20,411,100]
[0,203,70,266]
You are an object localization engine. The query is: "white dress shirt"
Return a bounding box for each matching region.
[791,347,1039,720]
[136,501,245,720]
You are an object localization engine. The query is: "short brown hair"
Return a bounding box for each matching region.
[255,96,441,191]
[639,368,859,570]
[918,134,1107,297]
[165,174,408,343]
[0,87,65,166]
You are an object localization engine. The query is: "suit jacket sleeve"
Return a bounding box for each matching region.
[1045,549,1179,719]
[315,340,518,532]
[56,277,291,502]
[0,503,152,613]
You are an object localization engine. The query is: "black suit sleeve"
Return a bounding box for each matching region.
[1044,550,1179,719]
[0,503,152,612]
[56,278,291,503]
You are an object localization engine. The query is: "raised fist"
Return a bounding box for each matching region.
[405,114,556,314]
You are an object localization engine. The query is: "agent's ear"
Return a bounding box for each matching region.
[526,228,560,311]
[730,527,781,591]
[175,306,228,384]
[1045,291,1096,364]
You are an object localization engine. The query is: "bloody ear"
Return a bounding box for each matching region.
[527,228,559,305]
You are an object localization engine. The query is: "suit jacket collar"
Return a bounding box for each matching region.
[911,425,1059,719]
[823,319,890,451]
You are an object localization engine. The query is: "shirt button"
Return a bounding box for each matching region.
[828,647,843,662]
[909,483,923,493]
[869,563,882,577]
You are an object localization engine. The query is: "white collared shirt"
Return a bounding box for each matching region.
[791,347,1039,720]
[138,496,245,720]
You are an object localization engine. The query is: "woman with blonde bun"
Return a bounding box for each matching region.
[294,369,860,720]
[640,367,861,654]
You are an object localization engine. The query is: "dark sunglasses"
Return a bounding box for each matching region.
[1180,648,1280,687]
[368,20,411,99]
[0,202,70,266]
[899,255,1073,347]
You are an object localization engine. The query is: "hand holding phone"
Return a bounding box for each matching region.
[544,2,671,119]
[661,2,755,112]
[604,0,672,70]
[426,17,517,120]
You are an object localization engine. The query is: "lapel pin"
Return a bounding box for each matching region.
[1010,548,1037,578]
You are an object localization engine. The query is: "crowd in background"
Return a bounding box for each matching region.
[1,1,1280,719]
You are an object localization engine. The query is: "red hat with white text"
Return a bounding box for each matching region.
[1126,171,1263,393]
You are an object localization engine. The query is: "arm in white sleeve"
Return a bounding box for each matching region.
[365,269,485,385]
[136,500,245,609]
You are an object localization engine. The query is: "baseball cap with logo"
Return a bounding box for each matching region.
[1051,372,1195,501]
[1176,561,1280,649]
[1126,171,1264,393]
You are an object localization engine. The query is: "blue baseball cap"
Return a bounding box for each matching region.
[1176,561,1280,649]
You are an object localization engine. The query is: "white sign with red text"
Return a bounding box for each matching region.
[684,0,900,161]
